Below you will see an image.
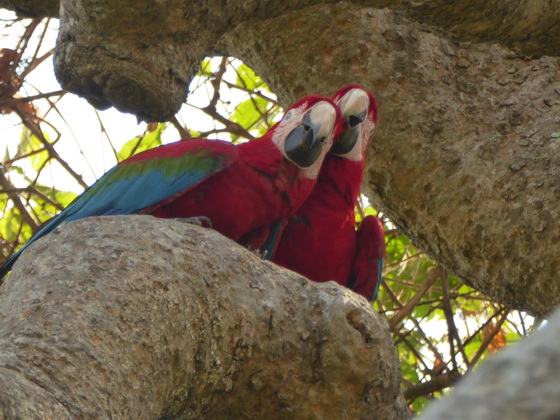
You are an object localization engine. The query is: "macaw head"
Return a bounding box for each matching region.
[271,95,343,179]
[330,85,378,161]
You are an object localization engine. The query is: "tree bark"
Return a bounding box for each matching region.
[216,5,560,317]
[9,0,560,57]
[0,216,408,419]
[395,0,560,57]
[418,307,560,420]
[0,0,58,17]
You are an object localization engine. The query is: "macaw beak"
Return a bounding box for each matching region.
[284,101,336,168]
[331,88,369,156]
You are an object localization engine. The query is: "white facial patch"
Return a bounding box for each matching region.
[335,88,375,161]
[272,100,338,179]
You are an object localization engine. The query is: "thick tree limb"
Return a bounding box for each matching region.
[0,0,58,17]
[217,5,560,317]
[0,216,408,419]
[395,0,560,57]
[419,306,560,420]
[6,0,560,57]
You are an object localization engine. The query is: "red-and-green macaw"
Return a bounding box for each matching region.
[271,85,386,301]
[0,95,343,278]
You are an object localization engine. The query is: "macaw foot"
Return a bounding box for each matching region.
[176,216,212,228]
[245,246,267,259]
[256,248,272,260]
[244,246,269,260]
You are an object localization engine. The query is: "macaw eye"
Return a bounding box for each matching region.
[283,110,294,121]
[348,111,366,127]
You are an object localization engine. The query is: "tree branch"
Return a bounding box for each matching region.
[404,371,462,401]
[419,305,560,419]
[0,216,409,419]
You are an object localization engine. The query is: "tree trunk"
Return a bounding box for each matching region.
[216,4,560,317]
[0,216,408,419]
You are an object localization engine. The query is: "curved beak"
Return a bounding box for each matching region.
[305,101,337,146]
[339,88,369,125]
[284,101,336,168]
[331,88,369,156]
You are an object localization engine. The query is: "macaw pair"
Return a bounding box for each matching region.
[271,86,385,302]
[0,87,385,303]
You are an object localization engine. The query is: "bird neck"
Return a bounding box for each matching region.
[316,154,366,207]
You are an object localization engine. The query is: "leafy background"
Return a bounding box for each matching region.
[0,15,540,414]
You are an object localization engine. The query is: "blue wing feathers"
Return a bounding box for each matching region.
[0,139,238,277]
[370,259,383,302]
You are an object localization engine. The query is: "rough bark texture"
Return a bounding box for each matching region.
[10,0,560,57]
[217,5,560,317]
[419,307,560,420]
[0,216,408,420]
[0,0,58,17]
[395,0,560,57]
[46,1,560,316]
[52,0,332,120]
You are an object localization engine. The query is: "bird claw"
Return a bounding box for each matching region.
[244,245,269,259]
[176,216,212,228]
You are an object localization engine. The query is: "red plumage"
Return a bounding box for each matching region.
[272,86,386,301]
[349,215,386,301]
[0,95,344,279]
[152,136,314,240]
[152,95,344,244]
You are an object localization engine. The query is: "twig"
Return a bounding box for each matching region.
[441,267,468,369]
[14,106,88,189]
[0,89,66,108]
[170,116,191,139]
[388,266,440,331]
[0,169,38,231]
[469,309,509,368]
[404,371,462,401]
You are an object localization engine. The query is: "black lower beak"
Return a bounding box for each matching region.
[284,124,325,168]
[330,124,359,156]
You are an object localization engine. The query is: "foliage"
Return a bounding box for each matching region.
[0,16,538,414]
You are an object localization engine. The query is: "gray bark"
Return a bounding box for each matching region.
[8,0,560,57]
[0,216,408,419]
[217,5,560,317]
[419,307,560,420]
[0,0,58,17]
[395,0,560,57]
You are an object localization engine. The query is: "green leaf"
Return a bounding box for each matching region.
[117,123,166,161]
[410,396,431,414]
[0,207,31,244]
[0,210,17,243]
[32,185,78,222]
[413,303,432,319]
[198,59,212,77]
[53,190,79,208]
[18,128,50,172]
[235,63,265,91]
[231,97,269,127]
